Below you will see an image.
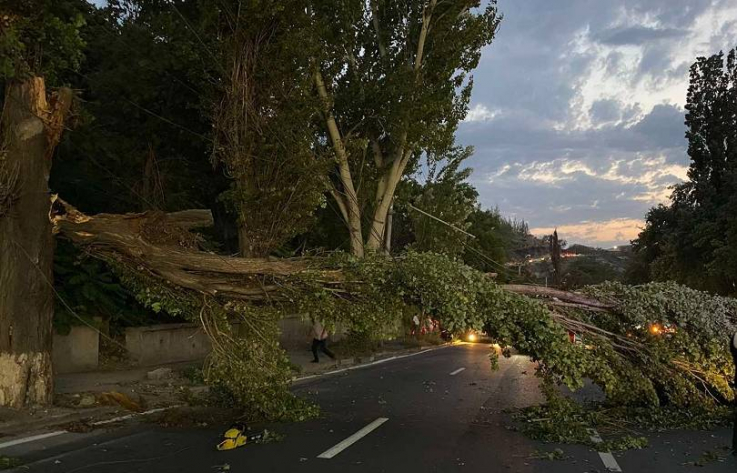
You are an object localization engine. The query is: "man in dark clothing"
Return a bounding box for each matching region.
[311,318,335,363]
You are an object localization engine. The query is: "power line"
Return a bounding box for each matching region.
[404,202,536,284]
[11,238,130,353]
[407,203,476,240]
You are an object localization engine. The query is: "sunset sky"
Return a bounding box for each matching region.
[458,0,737,247]
[88,0,737,248]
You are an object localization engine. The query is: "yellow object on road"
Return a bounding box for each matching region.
[216,424,268,451]
[217,426,249,451]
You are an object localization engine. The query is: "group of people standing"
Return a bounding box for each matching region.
[411,314,438,336]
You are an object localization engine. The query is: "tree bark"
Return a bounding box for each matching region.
[52,200,323,300]
[384,197,394,254]
[313,68,364,257]
[0,77,72,408]
[365,148,412,251]
[501,284,615,310]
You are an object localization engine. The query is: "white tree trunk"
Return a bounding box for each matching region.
[313,68,364,257]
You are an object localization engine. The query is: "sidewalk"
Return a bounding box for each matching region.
[0,339,449,442]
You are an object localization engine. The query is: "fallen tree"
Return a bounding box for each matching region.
[52,201,737,420]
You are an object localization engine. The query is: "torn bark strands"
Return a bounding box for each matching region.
[52,199,336,301]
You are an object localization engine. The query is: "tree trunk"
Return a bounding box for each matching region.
[365,148,411,252]
[549,230,562,287]
[0,78,71,409]
[237,224,269,258]
[383,198,393,255]
[313,69,364,257]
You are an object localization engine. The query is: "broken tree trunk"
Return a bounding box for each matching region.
[52,200,330,301]
[53,202,626,314]
[501,284,615,310]
[0,78,72,408]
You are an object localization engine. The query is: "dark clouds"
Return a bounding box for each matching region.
[459,0,736,247]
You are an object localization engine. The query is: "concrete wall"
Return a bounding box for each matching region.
[124,317,344,366]
[278,314,311,349]
[125,323,212,366]
[277,315,347,349]
[51,317,345,372]
[53,325,99,374]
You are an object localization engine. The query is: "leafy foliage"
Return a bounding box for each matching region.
[463,207,521,275]
[406,147,477,257]
[51,0,218,217]
[631,48,737,294]
[515,382,728,450]
[106,248,737,421]
[53,241,164,334]
[211,0,327,256]
[561,257,620,290]
[0,0,88,84]
[0,455,22,470]
[311,0,501,253]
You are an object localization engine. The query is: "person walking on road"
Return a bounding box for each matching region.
[311,318,335,363]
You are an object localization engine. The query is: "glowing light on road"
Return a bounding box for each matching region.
[467,333,477,342]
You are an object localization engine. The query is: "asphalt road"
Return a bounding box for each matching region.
[5,343,737,472]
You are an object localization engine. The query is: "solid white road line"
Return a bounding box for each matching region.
[0,431,67,450]
[317,417,389,459]
[0,406,178,451]
[449,367,466,376]
[588,428,623,472]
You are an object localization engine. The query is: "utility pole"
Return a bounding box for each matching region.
[549,229,562,287]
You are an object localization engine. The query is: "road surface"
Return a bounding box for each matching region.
[4,343,736,472]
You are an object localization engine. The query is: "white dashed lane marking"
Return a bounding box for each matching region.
[588,428,623,472]
[317,418,389,459]
[449,367,466,376]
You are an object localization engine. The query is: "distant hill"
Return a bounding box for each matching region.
[507,240,632,287]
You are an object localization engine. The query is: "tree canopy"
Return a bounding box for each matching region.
[630,48,737,295]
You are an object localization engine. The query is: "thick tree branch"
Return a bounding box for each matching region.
[313,66,364,256]
[502,284,616,310]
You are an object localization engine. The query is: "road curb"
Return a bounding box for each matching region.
[292,343,454,384]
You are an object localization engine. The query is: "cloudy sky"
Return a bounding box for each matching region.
[459,0,737,247]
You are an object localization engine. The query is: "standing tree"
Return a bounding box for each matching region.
[0,0,82,408]
[211,0,327,257]
[407,146,477,257]
[51,0,218,216]
[630,48,737,294]
[310,0,500,256]
[462,207,525,276]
